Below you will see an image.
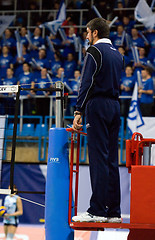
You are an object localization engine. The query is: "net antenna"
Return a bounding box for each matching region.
[0,85,20,195]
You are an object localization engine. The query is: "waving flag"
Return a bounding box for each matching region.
[56,0,66,21]
[127,82,144,135]
[135,0,155,29]
[0,15,15,36]
[40,0,66,35]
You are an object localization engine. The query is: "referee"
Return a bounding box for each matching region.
[72,18,123,223]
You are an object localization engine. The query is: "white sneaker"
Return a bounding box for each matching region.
[107,217,122,223]
[72,212,108,222]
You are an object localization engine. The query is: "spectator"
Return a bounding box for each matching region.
[48,33,62,50]
[110,25,126,49]
[3,68,17,86]
[3,68,17,115]
[138,67,154,116]
[18,62,35,115]
[15,44,31,77]
[131,28,145,48]
[81,31,89,51]
[62,16,78,35]
[146,29,155,51]
[120,66,135,120]
[1,29,16,54]
[122,16,135,35]
[114,1,126,21]
[50,52,62,77]
[69,69,81,115]
[62,26,77,58]
[133,47,148,79]
[0,46,14,80]
[35,68,53,117]
[118,46,131,70]
[29,27,45,58]
[29,1,40,26]
[46,33,62,61]
[63,53,77,79]
[19,27,29,47]
[52,67,69,85]
[31,48,50,81]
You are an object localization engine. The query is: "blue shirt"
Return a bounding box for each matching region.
[18,72,34,95]
[3,77,17,86]
[110,31,126,49]
[76,38,123,112]
[20,36,29,46]
[63,60,77,79]
[146,32,155,48]
[1,37,16,49]
[120,76,135,96]
[35,77,51,95]
[31,57,50,80]
[132,37,145,48]
[70,78,80,106]
[30,36,45,58]
[51,60,62,77]
[140,78,154,103]
[0,54,14,78]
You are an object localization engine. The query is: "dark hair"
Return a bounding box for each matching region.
[87,18,110,39]
[143,66,153,76]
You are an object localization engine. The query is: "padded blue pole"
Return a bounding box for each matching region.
[45,128,74,240]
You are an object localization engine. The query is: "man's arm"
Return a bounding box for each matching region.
[76,47,100,113]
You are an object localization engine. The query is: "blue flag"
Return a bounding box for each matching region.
[56,0,66,21]
[127,82,144,135]
[40,0,66,35]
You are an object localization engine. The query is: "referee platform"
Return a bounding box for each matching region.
[67,129,155,240]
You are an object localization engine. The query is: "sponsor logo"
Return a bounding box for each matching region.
[11,86,17,92]
[0,86,6,92]
[49,157,60,163]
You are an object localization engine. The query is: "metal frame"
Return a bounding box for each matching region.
[67,129,155,231]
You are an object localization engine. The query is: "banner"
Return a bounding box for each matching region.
[0,85,18,93]
[135,0,155,29]
[136,117,155,165]
[127,82,144,135]
[0,15,16,36]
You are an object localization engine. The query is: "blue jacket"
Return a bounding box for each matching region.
[76,38,123,112]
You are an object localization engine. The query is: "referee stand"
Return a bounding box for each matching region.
[68,130,155,240]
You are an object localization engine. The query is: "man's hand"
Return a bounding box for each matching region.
[73,115,83,130]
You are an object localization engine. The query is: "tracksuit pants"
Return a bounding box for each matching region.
[85,96,121,218]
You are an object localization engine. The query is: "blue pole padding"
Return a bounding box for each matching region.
[45,128,74,240]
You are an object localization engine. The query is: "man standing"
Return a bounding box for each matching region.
[138,66,154,116]
[72,18,123,223]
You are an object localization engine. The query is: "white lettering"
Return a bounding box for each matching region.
[0,87,6,91]
[49,158,60,163]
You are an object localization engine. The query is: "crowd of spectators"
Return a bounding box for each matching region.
[0,0,154,122]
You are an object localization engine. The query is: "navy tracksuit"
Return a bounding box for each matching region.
[76,38,123,217]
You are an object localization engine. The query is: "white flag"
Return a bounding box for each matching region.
[127,82,144,135]
[56,0,66,22]
[40,0,66,35]
[135,0,155,29]
[0,15,16,36]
